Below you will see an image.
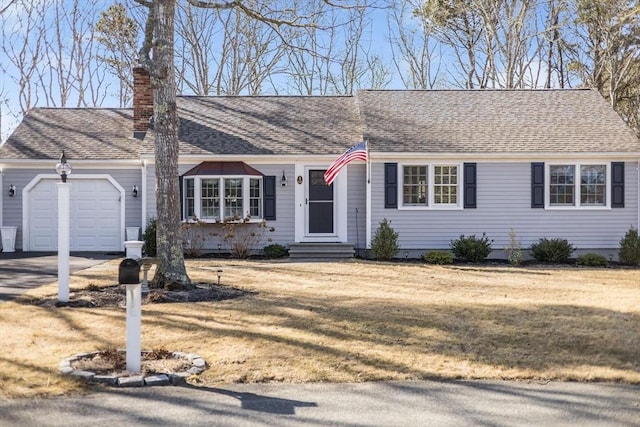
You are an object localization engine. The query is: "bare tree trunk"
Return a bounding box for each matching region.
[148,0,192,290]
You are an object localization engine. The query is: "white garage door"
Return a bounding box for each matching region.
[29,178,122,251]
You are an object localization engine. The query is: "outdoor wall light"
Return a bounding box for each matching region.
[132,185,139,198]
[8,185,16,197]
[280,170,287,187]
[54,151,72,182]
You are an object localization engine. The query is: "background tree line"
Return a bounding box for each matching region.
[1,0,638,138]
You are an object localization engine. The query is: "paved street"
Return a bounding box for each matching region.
[0,380,638,426]
[0,252,116,301]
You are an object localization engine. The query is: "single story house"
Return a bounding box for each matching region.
[1,68,639,258]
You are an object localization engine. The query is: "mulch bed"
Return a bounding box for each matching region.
[24,283,253,308]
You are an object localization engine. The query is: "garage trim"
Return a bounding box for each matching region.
[22,174,126,251]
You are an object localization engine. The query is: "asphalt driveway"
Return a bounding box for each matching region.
[0,252,118,301]
[1,380,638,426]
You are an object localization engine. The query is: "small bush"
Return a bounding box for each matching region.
[264,243,288,259]
[423,250,454,265]
[530,238,575,263]
[371,219,400,260]
[142,218,157,256]
[576,253,608,267]
[618,227,640,266]
[504,228,522,266]
[450,233,493,263]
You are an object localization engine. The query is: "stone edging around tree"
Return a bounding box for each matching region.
[59,351,207,387]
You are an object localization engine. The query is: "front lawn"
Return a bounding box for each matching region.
[0,259,638,398]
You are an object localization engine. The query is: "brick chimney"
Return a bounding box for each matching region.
[133,66,153,139]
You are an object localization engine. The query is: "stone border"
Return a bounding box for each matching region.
[59,351,207,387]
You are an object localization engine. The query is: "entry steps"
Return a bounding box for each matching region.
[288,243,355,259]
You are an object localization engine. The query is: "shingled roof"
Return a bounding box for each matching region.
[172,96,363,156]
[0,109,141,160]
[358,89,640,153]
[2,89,638,161]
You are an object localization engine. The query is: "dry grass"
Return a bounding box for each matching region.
[1,258,639,398]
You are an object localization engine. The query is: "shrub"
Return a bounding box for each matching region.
[422,250,454,265]
[371,219,400,260]
[618,227,640,266]
[142,218,157,256]
[576,253,608,267]
[504,228,522,266]
[264,243,288,259]
[529,238,575,263]
[221,216,274,259]
[182,218,212,258]
[450,233,493,263]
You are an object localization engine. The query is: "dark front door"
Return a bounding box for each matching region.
[307,169,334,234]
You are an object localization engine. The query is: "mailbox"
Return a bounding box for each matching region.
[118,258,141,285]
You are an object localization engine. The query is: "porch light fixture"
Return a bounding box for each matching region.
[280,170,287,187]
[8,185,16,197]
[54,151,72,183]
[132,185,139,198]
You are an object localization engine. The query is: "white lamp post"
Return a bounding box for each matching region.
[55,152,71,302]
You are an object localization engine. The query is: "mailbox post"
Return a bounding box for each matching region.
[119,258,142,373]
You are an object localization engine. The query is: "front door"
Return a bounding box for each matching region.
[306,169,334,236]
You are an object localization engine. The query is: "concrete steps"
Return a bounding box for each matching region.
[288,243,355,259]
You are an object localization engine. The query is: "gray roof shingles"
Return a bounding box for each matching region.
[358,89,640,153]
[1,89,638,161]
[0,109,141,160]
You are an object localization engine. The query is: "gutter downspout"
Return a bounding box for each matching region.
[365,146,372,249]
[0,169,3,227]
[141,160,147,234]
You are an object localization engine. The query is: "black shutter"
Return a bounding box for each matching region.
[463,163,477,208]
[531,162,545,208]
[263,176,276,220]
[179,175,184,220]
[611,162,625,208]
[384,163,398,208]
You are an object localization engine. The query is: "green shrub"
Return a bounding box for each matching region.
[422,250,454,265]
[450,233,493,263]
[618,227,640,266]
[142,218,157,256]
[530,238,575,263]
[371,219,400,260]
[264,243,288,259]
[576,253,608,267]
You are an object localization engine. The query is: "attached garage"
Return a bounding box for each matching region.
[25,176,124,252]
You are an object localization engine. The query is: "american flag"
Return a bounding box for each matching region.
[323,141,368,185]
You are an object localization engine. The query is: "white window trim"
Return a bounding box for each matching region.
[545,162,611,210]
[398,162,463,210]
[183,175,263,222]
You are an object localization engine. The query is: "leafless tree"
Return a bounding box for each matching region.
[96,2,139,107]
[388,0,441,89]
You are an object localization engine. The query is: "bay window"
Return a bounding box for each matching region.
[183,176,262,221]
